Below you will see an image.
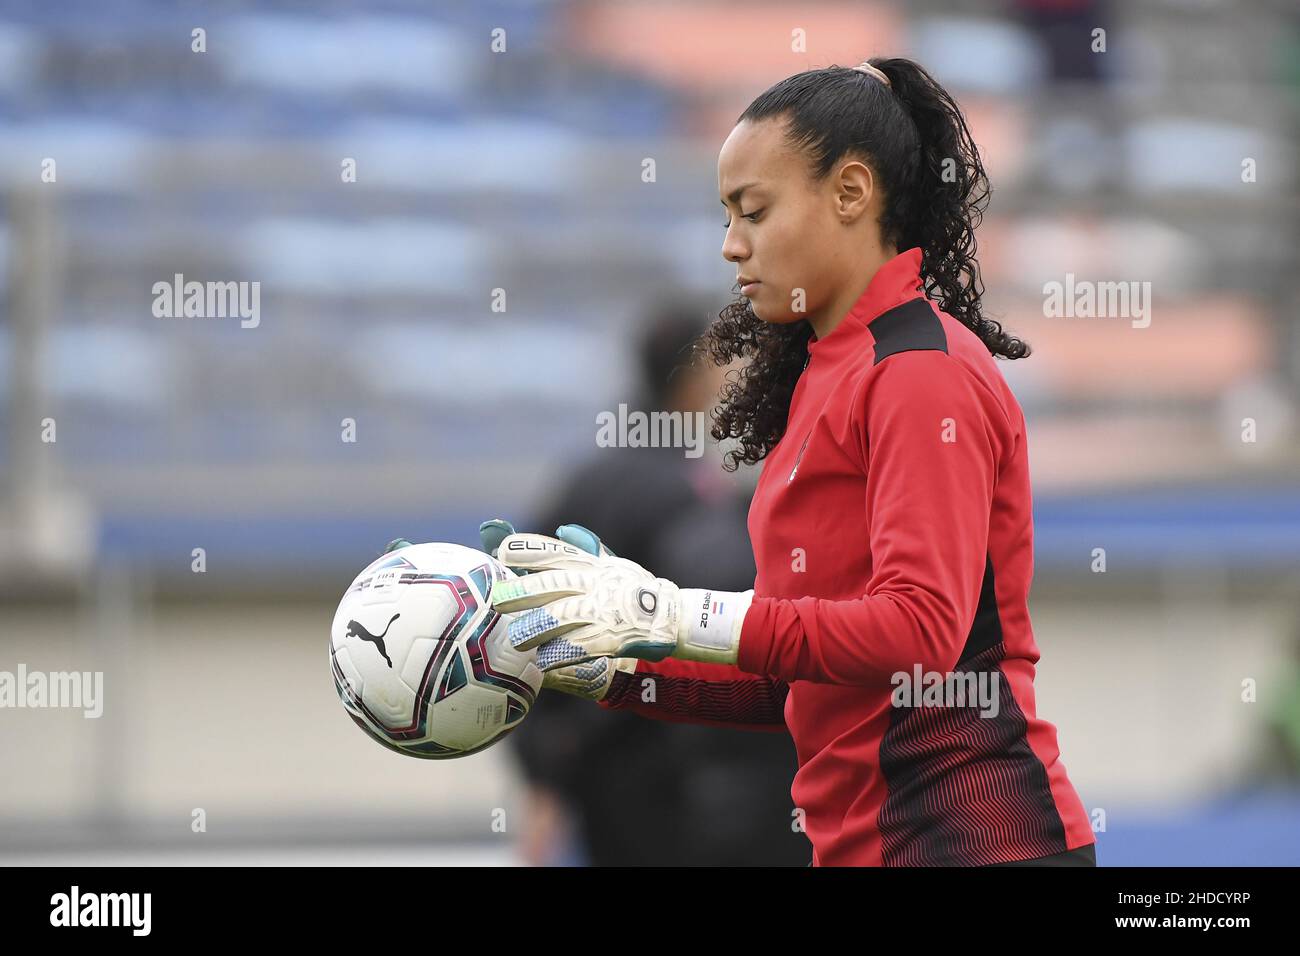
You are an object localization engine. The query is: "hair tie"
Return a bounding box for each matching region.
[852,61,891,88]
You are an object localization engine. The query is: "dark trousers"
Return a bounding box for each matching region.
[806,842,1098,867]
[983,843,1097,867]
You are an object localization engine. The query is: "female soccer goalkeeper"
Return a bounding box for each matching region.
[485,57,1096,867]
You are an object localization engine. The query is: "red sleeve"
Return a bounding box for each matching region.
[598,656,789,733]
[736,349,1004,685]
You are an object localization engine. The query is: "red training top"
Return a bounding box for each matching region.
[600,247,1095,866]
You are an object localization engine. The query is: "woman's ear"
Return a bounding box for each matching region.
[835,159,876,223]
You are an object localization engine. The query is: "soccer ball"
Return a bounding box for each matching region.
[329,542,542,759]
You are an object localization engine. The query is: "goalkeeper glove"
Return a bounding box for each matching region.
[486,523,753,669]
[479,519,638,701]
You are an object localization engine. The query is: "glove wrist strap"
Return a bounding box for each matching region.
[674,588,753,665]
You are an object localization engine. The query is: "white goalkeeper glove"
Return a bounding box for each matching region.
[485,522,753,669]
[479,519,638,702]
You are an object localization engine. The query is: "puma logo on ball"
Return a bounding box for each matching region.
[346,613,400,668]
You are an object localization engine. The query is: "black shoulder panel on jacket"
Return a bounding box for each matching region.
[870,297,948,365]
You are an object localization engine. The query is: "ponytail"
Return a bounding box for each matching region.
[869,57,1030,360]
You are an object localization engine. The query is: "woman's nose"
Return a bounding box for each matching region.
[721,229,747,263]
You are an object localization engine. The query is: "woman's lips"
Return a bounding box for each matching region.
[740,280,760,295]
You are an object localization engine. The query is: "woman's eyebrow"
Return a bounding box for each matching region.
[720,182,763,205]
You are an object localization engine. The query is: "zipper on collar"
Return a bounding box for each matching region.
[787,430,811,484]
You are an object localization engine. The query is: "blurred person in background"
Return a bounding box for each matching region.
[503,302,808,866]
[1012,0,1111,83]
[1243,601,1300,790]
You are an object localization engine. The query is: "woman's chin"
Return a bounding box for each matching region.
[744,295,774,323]
[752,303,805,326]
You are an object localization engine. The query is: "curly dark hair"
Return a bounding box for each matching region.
[699,57,1031,472]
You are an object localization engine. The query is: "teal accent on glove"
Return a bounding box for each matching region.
[553,523,617,558]
[478,518,515,561]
